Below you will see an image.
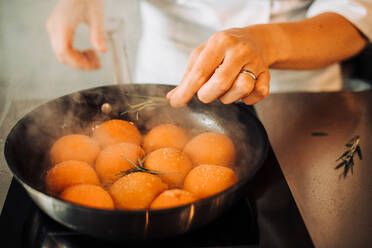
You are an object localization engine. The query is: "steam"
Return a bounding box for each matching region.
[19,84,263,192]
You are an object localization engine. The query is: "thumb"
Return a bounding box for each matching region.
[90,19,107,53]
[89,3,107,53]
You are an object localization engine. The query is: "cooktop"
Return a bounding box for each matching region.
[0,179,259,248]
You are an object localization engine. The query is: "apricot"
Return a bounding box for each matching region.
[144,147,193,188]
[183,132,236,167]
[95,142,145,186]
[46,160,100,195]
[183,164,237,198]
[150,189,197,209]
[142,124,189,153]
[60,184,114,209]
[92,119,142,148]
[50,134,100,165]
[109,172,167,210]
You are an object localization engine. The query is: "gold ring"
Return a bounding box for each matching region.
[240,69,257,80]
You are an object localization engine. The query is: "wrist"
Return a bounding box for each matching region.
[242,24,290,67]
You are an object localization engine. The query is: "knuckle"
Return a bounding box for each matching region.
[238,80,254,94]
[216,81,231,92]
[192,68,208,81]
[234,43,254,60]
[213,71,230,84]
[236,43,251,53]
[256,86,269,98]
[266,71,271,81]
[189,48,200,60]
[212,31,235,45]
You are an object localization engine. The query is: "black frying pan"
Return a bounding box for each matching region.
[4,84,268,242]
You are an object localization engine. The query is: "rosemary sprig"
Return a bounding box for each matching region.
[120,94,169,118]
[119,156,178,176]
[335,135,362,178]
[123,94,168,102]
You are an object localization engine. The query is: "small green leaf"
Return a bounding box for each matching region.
[336,151,349,161]
[335,161,346,170]
[335,135,362,178]
[356,146,362,160]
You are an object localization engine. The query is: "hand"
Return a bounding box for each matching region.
[167,27,271,107]
[46,0,107,70]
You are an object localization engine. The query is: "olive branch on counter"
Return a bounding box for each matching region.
[335,135,362,178]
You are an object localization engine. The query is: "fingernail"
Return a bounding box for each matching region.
[166,89,176,99]
[196,89,210,103]
[169,94,184,108]
[170,99,184,108]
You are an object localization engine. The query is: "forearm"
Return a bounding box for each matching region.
[246,12,368,70]
[167,11,369,107]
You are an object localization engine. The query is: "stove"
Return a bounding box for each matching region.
[0,179,259,248]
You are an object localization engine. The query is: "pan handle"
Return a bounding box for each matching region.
[106,18,132,84]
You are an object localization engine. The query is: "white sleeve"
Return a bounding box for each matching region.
[307,0,372,41]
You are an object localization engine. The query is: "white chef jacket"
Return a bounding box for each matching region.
[133,0,372,92]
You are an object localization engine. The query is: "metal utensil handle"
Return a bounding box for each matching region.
[106,18,132,84]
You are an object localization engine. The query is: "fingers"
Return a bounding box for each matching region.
[46,0,104,70]
[63,49,101,70]
[47,25,101,70]
[48,25,100,70]
[196,53,242,103]
[167,43,205,99]
[218,72,256,104]
[241,70,270,105]
[167,28,271,107]
[167,41,224,107]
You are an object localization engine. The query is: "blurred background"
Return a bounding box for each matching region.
[0,0,141,103]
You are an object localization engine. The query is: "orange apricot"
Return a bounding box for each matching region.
[144,147,193,188]
[142,124,189,153]
[46,160,100,195]
[92,119,142,148]
[183,132,236,168]
[60,184,114,209]
[150,189,197,209]
[50,134,100,165]
[109,172,167,210]
[183,164,237,198]
[95,142,145,186]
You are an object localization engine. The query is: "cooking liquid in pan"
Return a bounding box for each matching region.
[1,178,260,247]
[4,84,268,241]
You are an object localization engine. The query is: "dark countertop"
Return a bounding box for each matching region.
[256,90,372,247]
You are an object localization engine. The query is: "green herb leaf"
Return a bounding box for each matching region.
[335,135,362,178]
[356,146,362,160]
